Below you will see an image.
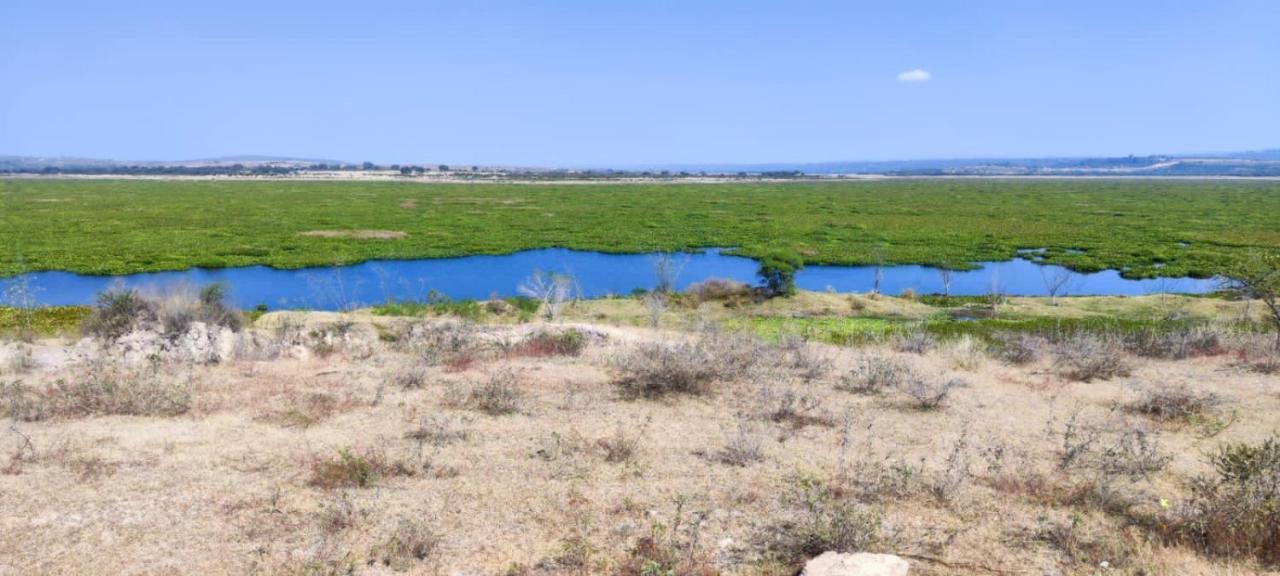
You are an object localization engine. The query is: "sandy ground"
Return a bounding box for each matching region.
[0,315,1277,575]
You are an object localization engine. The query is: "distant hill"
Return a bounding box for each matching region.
[0,154,345,171]
[4,149,1280,177]
[626,149,1280,177]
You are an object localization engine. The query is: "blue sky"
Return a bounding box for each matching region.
[3,0,1277,166]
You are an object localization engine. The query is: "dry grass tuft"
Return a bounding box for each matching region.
[370,517,441,569]
[898,373,966,411]
[612,340,723,399]
[595,424,644,464]
[404,413,471,446]
[307,447,416,490]
[510,328,587,358]
[1129,383,1220,423]
[718,417,767,466]
[454,368,524,416]
[993,334,1047,365]
[893,330,936,355]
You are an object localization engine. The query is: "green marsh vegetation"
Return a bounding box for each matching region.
[3,178,1280,277]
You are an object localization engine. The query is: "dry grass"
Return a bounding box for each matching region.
[2,311,1279,575]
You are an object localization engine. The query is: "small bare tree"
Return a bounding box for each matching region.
[651,252,687,294]
[1040,268,1075,306]
[987,269,1005,317]
[871,244,887,295]
[1,275,39,343]
[1223,251,1280,349]
[937,266,954,297]
[518,269,574,320]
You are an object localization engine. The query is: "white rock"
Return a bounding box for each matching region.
[801,552,910,576]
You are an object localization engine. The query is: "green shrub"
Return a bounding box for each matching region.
[763,473,882,566]
[1175,436,1280,565]
[82,288,155,340]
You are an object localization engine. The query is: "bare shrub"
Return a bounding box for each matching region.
[761,472,882,566]
[685,277,752,304]
[82,288,156,340]
[511,328,586,358]
[1173,436,1280,564]
[467,369,523,415]
[1129,383,1220,422]
[1052,410,1103,471]
[1049,409,1170,478]
[838,354,912,395]
[518,269,574,320]
[929,431,973,504]
[371,517,440,568]
[893,329,935,355]
[759,385,830,429]
[1054,334,1131,382]
[777,336,833,383]
[898,373,966,410]
[993,334,1047,365]
[718,417,766,466]
[157,283,243,336]
[1098,427,1172,479]
[257,391,350,429]
[612,341,722,399]
[1036,515,1146,572]
[1,380,46,422]
[1125,326,1225,360]
[1232,335,1280,374]
[394,364,429,390]
[307,447,415,490]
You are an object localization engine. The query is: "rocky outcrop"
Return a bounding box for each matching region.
[801,552,910,576]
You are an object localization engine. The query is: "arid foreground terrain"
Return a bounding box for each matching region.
[2,300,1279,575]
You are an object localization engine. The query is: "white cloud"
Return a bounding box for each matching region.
[896,69,931,83]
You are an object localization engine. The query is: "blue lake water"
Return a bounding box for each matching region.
[3,248,1218,310]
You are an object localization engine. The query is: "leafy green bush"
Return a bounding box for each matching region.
[757,250,803,298]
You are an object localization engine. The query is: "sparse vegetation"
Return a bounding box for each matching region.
[1054,334,1132,381]
[837,353,912,395]
[465,369,524,415]
[1130,383,1220,423]
[5,285,1280,574]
